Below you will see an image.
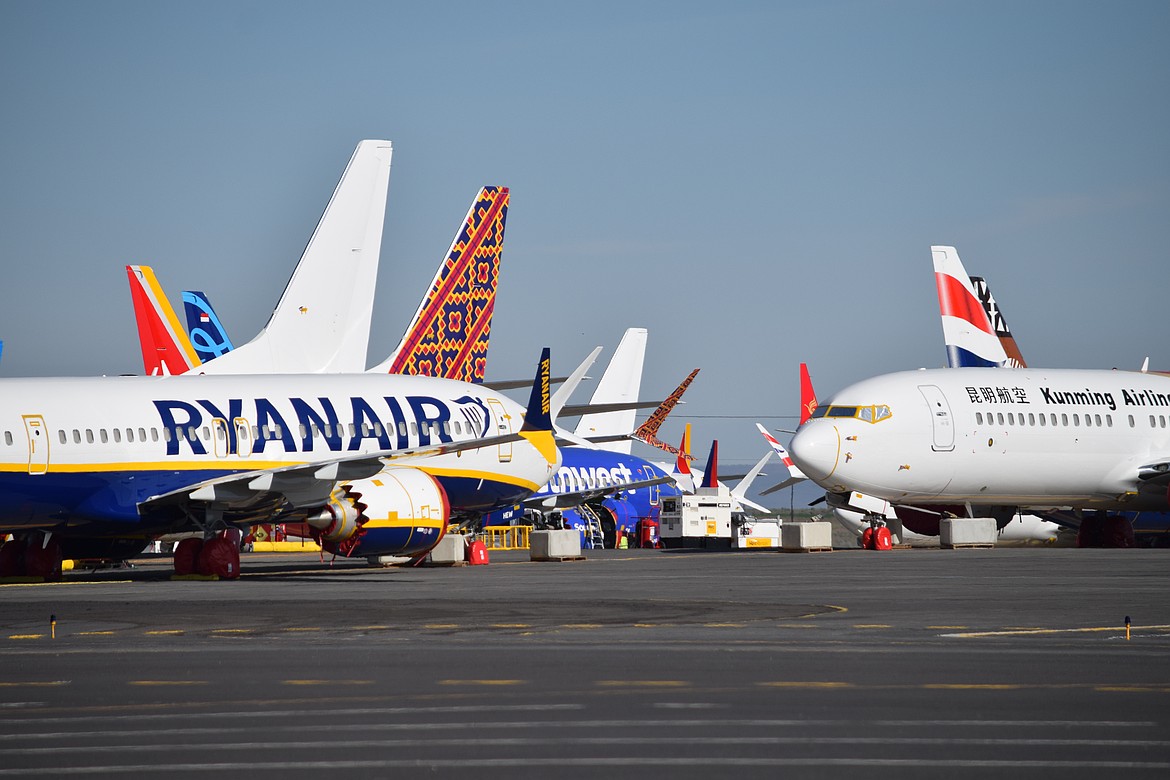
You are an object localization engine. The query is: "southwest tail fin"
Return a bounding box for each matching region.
[198,140,393,374]
[799,362,817,425]
[572,327,647,453]
[182,290,235,363]
[968,276,1027,368]
[932,245,1009,368]
[370,186,509,381]
[126,265,201,376]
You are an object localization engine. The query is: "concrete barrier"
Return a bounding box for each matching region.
[428,534,468,564]
[941,517,998,548]
[781,521,833,552]
[530,529,583,561]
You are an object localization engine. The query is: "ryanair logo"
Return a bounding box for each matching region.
[152,394,494,457]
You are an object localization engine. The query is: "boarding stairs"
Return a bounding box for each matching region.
[578,504,607,549]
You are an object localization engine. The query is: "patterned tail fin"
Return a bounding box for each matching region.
[932,245,1009,368]
[371,186,509,382]
[126,265,201,376]
[968,276,1027,368]
[181,290,235,364]
[633,368,700,458]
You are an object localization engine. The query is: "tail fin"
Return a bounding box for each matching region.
[198,140,393,374]
[932,245,1009,368]
[674,424,695,493]
[370,186,509,382]
[799,362,818,425]
[633,368,700,456]
[181,290,235,363]
[520,347,553,433]
[700,440,719,489]
[756,423,805,480]
[572,327,647,453]
[126,265,201,376]
[968,276,1027,368]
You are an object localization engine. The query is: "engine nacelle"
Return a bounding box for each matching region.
[305,493,364,542]
[322,466,450,558]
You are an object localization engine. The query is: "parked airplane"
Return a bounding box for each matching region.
[183,290,234,363]
[0,348,559,577]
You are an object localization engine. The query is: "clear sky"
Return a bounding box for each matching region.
[1,1,1167,483]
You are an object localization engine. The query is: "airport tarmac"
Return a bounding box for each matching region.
[2,546,1170,778]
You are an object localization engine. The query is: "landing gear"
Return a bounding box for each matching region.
[1077,511,1135,548]
[0,533,63,580]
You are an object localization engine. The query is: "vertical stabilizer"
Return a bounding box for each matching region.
[198,140,393,374]
[700,440,719,489]
[633,368,699,456]
[799,362,818,425]
[182,290,235,364]
[126,265,201,376]
[968,276,1027,368]
[369,186,508,382]
[674,425,695,493]
[573,327,648,454]
[932,245,1009,368]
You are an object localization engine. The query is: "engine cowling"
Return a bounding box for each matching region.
[322,466,450,559]
[305,490,365,542]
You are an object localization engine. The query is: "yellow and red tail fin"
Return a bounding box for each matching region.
[799,362,818,425]
[126,265,201,376]
[371,186,508,382]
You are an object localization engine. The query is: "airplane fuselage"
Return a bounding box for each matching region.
[789,368,1170,511]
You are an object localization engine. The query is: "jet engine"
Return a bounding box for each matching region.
[321,466,450,559]
[305,488,367,542]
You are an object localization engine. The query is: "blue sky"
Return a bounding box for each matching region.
[1,1,1167,482]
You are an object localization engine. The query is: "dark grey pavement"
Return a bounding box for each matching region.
[2,547,1169,777]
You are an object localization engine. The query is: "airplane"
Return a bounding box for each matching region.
[183,290,234,363]
[788,251,1170,537]
[0,347,560,578]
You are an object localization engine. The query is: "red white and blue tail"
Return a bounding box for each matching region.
[756,422,805,480]
[370,186,508,382]
[932,246,1009,368]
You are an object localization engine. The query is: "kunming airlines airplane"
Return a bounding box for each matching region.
[0,348,560,575]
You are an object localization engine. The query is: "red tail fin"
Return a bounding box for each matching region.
[799,362,818,425]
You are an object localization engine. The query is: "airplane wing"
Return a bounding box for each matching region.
[527,473,676,509]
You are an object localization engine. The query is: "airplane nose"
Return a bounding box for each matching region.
[789,423,841,485]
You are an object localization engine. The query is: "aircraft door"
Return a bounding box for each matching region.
[486,399,513,463]
[211,418,229,459]
[22,415,49,475]
[234,418,253,458]
[917,385,955,452]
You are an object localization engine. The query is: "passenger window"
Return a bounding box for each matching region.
[1106,415,1112,427]
[1027,413,1035,426]
[113,428,122,443]
[443,421,452,436]
[4,431,12,446]
[1073,414,1080,426]
[361,423,370,436]
[454,420,462,435]
[86,429,94,444]
[373,423,382,437]
[139,427,147,441]
[299,424,308,439]
[975,412,983,425]
[1039,414,1046,427]
[57,430,66,445]
[1085,416,1092,428]
[399,422,407,437]
[201,426,210,440]
[126,428,134,443]
[1007,413,1015,425]
[1150,416,1157,428]
[324,424,333,437]
[163,428,172,443]
[1095,414,1102,427]
[1129,415,1135,428]
[100,429,108,444]
[1061,415,1068,426]
[73,430,81,444]
[411,422,418,436]
[997,413,1004,425]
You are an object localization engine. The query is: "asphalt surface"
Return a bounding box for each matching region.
[2,546,1170,778]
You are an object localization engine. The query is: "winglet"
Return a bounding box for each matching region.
[126,265,201,376]
[521,347,553,432]
[371,186,508,381]
[799,362,817,426]
[932,245,1009,368]
[701,440,719,489]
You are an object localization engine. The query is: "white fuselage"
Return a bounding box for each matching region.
[789,368,1170,511]
[0,373,557,532]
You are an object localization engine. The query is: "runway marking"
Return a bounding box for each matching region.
[942,624,1170,638]
[633,623,660,628]
[210,629,252,635]
[283,680,373,686]
[0,580,132,588]
[438,679,525,687]
[777,624,820,629]
[7,634,45,640]
[758,681,853,689]
[128,681,208,687]
[353,625,390,630]
[144,630,183,636]
[923,684,1023,690]
[1094,686,1170,693]
[927,625,967,629]
[490,623,531,629]
[853,624,891,629]
[77,631,116,636]
[704,622,746,628]
[596,680,690,688]
[562,623,602,630]
[424,624,459,629]
[281,627,321,632]
[0,681,68,687]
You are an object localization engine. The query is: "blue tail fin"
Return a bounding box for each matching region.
[182,290,235,363]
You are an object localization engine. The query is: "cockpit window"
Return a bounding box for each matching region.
[813,404,893,424]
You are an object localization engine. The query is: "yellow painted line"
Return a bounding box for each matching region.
[283,680,373,686]
[145,630,184,636]
[634,623,662,628]
[923,684,1023,690]
[77,631,116,636]
[778,624,820,629]
[354,625,390,630]
[758,681,853,689]
[704,622,746,628]
[1095,686,1170,693]
[927,625,968,629]
[210,629,253,634]
[129,681,208,687]
[0,681,69,687]
[596,680,690,688]
[562,623,602,629]
[439,679,525,686]
[853,624,891,629]
[491,623,531,629]
[799,605,849,619]
[282,627,322,632]
[424,624,459,630]
[8,634,45,640]
[944,624,1170,638]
